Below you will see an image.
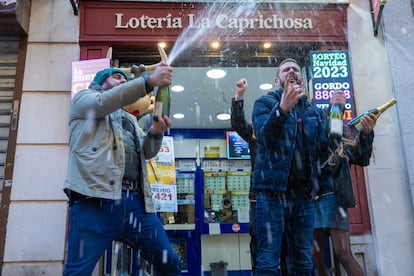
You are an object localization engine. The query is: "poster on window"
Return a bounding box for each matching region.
[147,136,177,212]
[151,183,177,212]
[71,58,110,98]
[310,50,355,122]
[154,135,175,163]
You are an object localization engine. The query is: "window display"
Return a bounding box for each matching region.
[203,160,251,225]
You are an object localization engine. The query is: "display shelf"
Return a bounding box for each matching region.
[202,162,251,232]
[164,224,196,231]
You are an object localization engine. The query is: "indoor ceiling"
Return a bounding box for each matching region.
[113,42,317,129]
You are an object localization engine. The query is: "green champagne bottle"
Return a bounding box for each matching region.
[348,98,397,132]
[328,104,343,139]
[153,85,171,121]
[153,43,171,122]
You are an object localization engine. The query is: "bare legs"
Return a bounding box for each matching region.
[313,228,364,276]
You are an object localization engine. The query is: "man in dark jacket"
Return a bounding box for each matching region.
[231,78,258,273]
[251,58,344,275]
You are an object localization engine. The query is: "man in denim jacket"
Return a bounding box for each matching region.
[63,64,181,276]
[252,58,343,275]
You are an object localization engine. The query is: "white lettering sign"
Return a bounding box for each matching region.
[115,13,313,33]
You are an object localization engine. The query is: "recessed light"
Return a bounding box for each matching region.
[211,41,220,49]
[173,113,185,119]
[171,85,184,92]
[260,83,273,90]
[206,69,226,79]
[216,113,230,120]
[263,42,272,49]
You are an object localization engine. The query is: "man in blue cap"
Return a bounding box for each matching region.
[63,62,181,275]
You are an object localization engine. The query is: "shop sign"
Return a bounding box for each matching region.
[80,2,347,43]
[115,13,313,33]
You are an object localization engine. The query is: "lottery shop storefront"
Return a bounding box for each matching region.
[77,1,370,275]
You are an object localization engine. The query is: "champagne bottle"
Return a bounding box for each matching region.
[327,104,343,139]
[153,85,171,121]
[348,98,397,132]
[153,43,171,122]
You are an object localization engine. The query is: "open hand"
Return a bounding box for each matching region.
[279,78,305,113]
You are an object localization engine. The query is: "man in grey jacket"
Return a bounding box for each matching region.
[63,63,181,276]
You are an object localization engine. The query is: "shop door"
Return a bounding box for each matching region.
[0,34,25,274]
[0,35,21,200]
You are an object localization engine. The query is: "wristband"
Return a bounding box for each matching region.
[142,75,154,93]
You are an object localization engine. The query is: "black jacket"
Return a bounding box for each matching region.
[321,128,374,208]
[231,98,256,200]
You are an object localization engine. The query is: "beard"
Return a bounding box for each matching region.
[280,74,301,89]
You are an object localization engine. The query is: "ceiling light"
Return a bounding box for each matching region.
[211,41,220,49]
[171,85,184,92]
[173,113,185,119]
[206,69,226,79]
[158,42,167,49]
[260,83,273,90]
[216,113,230,121]
[263,42,272,49]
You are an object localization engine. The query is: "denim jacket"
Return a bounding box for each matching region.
[64,78,162,213]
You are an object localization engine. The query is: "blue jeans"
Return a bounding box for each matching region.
[63,191,181,276]
[255,191,315,276]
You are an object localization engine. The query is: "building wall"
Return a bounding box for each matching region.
[380,0,414,274]
[383,0,414,207]
[1,0,413,275]
[1,0,78,275]
[347,0,414,275]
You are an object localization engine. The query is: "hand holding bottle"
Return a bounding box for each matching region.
[149,115,172,135]
[358,114,377,134]
[330,90,346,108]
[327,90,346,139]
[152,44,173,122]
[348,98,396,132]
[149,61,173,88]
